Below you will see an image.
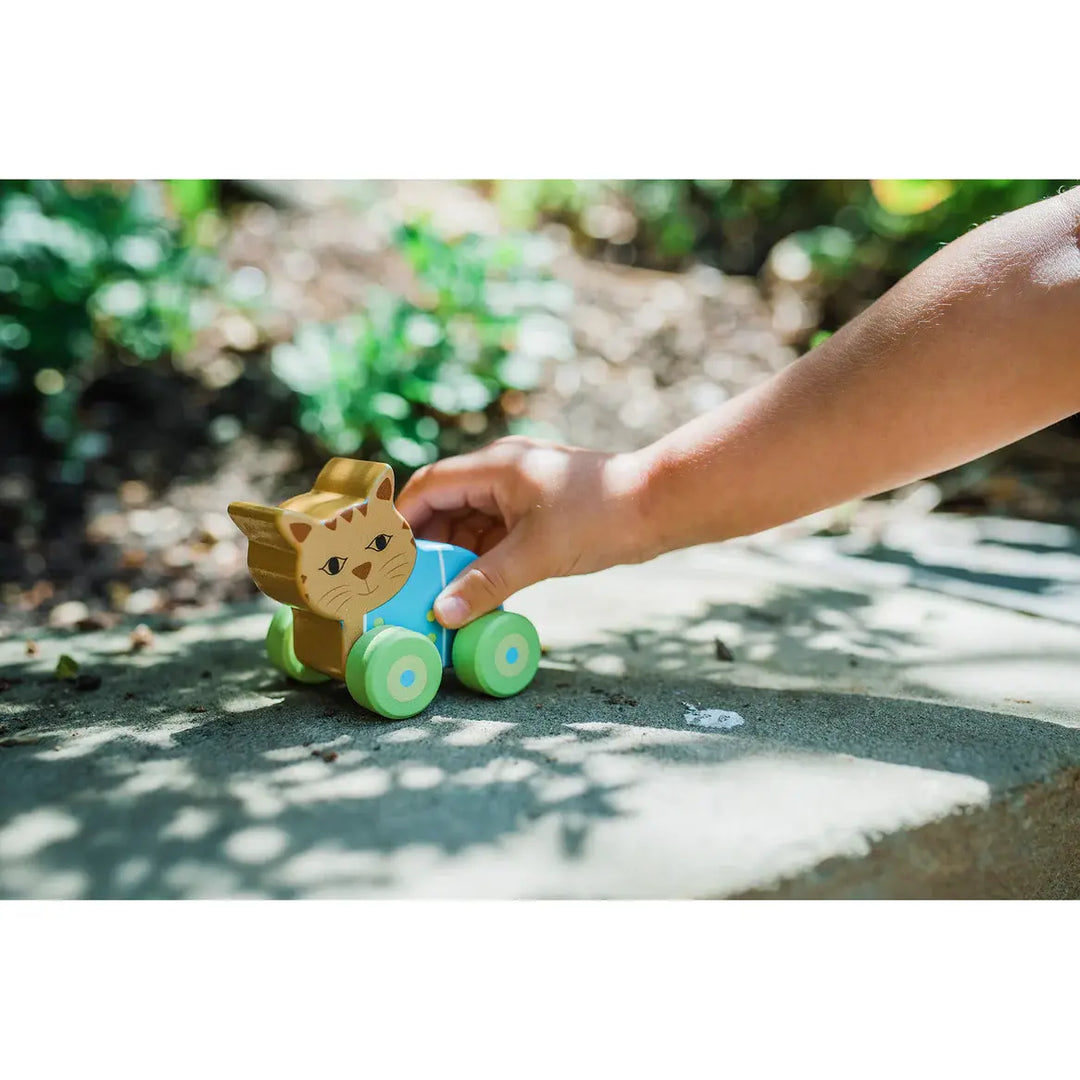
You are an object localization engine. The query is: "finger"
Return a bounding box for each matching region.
[397,453,503,533]
[477,522,508,555]
[448,511,499,554]
[416,514,454,545]
[414,505,474,545]
[433,532,540,628]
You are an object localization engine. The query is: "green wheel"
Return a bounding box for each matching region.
[452,611,540,698]
[346,625,443,720]
[266,605,330,684]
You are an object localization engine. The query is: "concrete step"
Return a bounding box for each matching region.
[2,521,1078,898]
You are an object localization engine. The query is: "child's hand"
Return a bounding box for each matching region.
[404,189,1080,630]
[397,437,652,628]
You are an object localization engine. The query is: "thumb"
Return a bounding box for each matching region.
[433,535,538,629]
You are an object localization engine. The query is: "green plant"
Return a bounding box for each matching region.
[271,221,573,471]
[483,179,1077,334]
[0,179,218,451]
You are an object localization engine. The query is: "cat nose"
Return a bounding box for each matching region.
[353,562,372,580]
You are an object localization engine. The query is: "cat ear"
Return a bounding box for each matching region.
[228,501,279,543]
[278,509,316,547]
[373,465,395,502]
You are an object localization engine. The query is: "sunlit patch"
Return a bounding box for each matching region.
[0,865,88,900]
[223,825,289,865]
[160,806,219,841]
[46,717,205,760]
[284,768,391,803]
[435,718,517,747]
[112,759,198,798]
[228,778,287,819]
[270,845,384,889]
[0,806,80,859]
[531,775,590,804]
[582,654,626,677]
[397,764,446,790]
[163,860,243,898]
[453,758,538,787]
[519,733,579,753]
[113,857,153,892]
[582,752,641,786]
[222,692,285,713]
[379,726,429,744]
[270,760,333,785]
[262,744,328,763]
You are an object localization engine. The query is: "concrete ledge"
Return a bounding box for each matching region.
[3,523,1080,898]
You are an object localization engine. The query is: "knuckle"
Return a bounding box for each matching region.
[464,562,509,602]
[493,434,536,459]
[402,463,433,492]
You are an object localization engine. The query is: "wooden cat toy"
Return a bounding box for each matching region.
[228,458,540,719]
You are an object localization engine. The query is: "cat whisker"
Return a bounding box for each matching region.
[318,592,353,610]
[319,590,352,607]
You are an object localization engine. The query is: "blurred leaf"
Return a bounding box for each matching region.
[167,179,218,225]
[870,179,955,216]
[55,654,80,679]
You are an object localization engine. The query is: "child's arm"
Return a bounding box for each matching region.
[398,185,1080,629]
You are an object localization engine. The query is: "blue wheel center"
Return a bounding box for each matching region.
[399,669,416,688]
[505,647,519,665]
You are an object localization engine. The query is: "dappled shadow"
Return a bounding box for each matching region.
[3,592,1080,898]
[853,543,1067,599]
[545,579,923,683]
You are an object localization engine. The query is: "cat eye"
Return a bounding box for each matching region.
[320,556,347,576]
[366,533,392,552]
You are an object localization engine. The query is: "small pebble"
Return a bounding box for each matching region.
[49,600,90,629]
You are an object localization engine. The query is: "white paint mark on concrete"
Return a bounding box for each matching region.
[683,704,746,730]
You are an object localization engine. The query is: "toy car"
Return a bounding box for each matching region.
[228,458,540,719]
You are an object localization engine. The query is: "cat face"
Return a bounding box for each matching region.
[278,475,417,623]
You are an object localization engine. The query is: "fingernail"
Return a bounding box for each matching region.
[434,593,469,628]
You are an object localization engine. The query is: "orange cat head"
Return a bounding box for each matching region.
[229,459,417,622]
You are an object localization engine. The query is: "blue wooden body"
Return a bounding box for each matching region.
[358,539,478,665]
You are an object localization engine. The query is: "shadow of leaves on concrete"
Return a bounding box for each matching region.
[2,590,1079,898]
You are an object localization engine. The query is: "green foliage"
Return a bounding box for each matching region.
[484,179,1076,329]
[0,180,217,448]
[272,221,573,471]
[165,179,220,242]
[485,179,614,231]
